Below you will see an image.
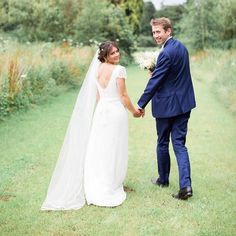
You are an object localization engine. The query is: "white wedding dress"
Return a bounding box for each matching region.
[41,52,128,210]
[84,65,128,207]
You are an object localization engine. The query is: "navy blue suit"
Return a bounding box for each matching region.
[138,38,196,188]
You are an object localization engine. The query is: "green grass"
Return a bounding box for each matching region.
[0,64,236,236]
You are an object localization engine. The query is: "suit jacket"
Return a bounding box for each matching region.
[138,38,196,118]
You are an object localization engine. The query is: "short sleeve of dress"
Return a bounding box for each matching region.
[117,66,127,79]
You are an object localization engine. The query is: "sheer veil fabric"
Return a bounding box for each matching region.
[41,50,100,210]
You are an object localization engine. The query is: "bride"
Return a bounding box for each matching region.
[41,41,143,210]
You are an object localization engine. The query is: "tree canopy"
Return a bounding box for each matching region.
[0,0,235,51]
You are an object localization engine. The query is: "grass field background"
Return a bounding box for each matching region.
[0,62,235,235]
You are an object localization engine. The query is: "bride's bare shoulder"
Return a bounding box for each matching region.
[98,63,117,72]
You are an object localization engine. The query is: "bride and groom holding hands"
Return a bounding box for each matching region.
[41,17,196,210]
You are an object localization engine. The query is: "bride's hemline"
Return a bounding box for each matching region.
[40,204,85,211]
[40,201,124,210]
[86,202,125,208]
[41,193,126,211]
[86,195,126,208]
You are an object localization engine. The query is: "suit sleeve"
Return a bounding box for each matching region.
[137,51,171,109]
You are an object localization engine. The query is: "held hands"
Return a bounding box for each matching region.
[133,108,145,118]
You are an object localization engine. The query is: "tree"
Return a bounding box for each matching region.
[178,0,236,50]
[140,1,156,36]
[155,4,185,37]
[0,0,10,30]
[75,0,135,59]
[218,0,236,48]
[0,0,82,42]
[138,1,156,47]
[0,0,140,55]
[3,0,41,41]
[108,0,144,34]
[34,0,83,41]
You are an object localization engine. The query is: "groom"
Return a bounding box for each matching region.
[137,18,196,200]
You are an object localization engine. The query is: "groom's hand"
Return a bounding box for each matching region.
[138,108,145,117]
[133,108,142,118]
[133,108,145,118]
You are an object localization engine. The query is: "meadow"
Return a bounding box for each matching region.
[0,50,235,235]
[0,39,95,120]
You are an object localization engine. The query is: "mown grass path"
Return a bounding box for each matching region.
[0,64,235,236]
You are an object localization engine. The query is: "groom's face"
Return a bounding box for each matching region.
[152,25,171,45]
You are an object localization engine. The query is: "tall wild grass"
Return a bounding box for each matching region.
[0,38,95,120]
[191,49,236,115]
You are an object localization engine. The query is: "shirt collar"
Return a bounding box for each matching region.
[161,36,172,49]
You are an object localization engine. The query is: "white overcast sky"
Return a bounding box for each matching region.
[144,0,187,9]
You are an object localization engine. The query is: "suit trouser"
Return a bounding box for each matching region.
[155,111,191,188]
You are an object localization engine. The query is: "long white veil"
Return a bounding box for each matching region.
[41,50,100,210]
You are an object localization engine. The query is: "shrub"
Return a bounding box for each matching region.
[192,49,236,115]
[0,87,10,120]
[214,55,236,114]
[137,35,156,47]
[0,40,94,120]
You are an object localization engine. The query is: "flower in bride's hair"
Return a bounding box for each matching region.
[133,51,159,72]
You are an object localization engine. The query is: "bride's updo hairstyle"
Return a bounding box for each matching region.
[98,41,119,63]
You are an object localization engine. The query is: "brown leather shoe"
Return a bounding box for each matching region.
[172,186,193,200]
[151,177,169,187]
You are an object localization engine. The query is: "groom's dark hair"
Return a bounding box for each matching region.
[150,17,173,35]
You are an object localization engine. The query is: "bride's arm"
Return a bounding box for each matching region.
[117,78,141,117]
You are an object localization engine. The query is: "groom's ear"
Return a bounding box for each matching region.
[166,28,172,36]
